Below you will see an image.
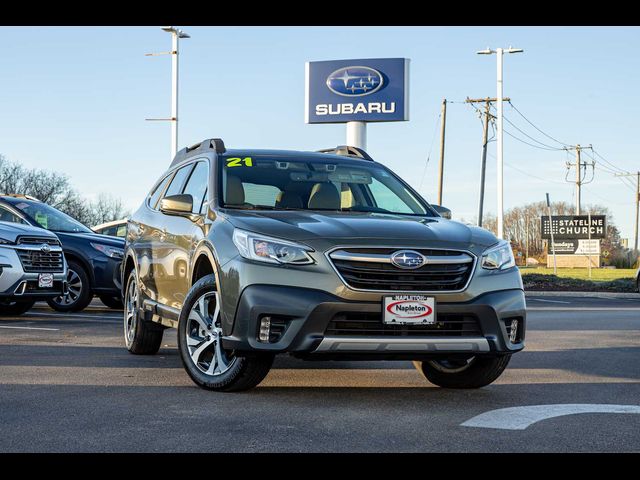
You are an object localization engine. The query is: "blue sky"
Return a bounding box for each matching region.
[0,26,638,239]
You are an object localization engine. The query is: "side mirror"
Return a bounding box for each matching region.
[431,204,452,220]
[160,194,193,216]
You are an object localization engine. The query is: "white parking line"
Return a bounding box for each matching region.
[461,404,640,430]
[25,312,122,320]
[0,325,59,331]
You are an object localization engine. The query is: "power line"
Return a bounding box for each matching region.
[502,127,564,151]
[507,101,572,147]
[488,103,565,150]
[418,109,442,192]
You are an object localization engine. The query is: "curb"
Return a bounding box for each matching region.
[525,290,640,299]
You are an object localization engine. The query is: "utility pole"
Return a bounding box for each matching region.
[564,144,594,215]
[465,97,510,227]
[614,171,640,252]
[145,26,190,161]
[525,219,529,267]
[436,99,447,205]
[477,46,524,239]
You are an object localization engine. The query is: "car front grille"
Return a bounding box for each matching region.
[326,311,483,337]
[328,248,475,292]
[16,247,64,273]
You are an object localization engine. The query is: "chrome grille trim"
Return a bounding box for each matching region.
[326,246,477,294]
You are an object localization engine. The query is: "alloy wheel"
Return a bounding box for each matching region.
[124,276,138,347]
[185,291,236,376]
[52,268,82,306]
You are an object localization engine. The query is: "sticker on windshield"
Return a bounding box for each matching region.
[34,212,48,229]
[226,157,253,168]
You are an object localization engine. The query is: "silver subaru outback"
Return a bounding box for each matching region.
[122,139,526,392]
[0,220,68,315]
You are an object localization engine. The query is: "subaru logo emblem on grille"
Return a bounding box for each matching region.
[326,66,384,97]
[390,250,425,269]
[40,243,51,253]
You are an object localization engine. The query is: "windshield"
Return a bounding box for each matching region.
[11,200,92,233]
[219,155,432,216]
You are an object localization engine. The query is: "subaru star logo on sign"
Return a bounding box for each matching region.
[326,66,384,97]
[390,250,425,269]
[305,58,409,123]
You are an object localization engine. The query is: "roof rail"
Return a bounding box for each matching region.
[170,138,226,167]
[0,193,41,202]
[316,145,374,161]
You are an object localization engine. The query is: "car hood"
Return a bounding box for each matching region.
[224,210,499,252]
[54,230,125,247]
[0,220,59,243]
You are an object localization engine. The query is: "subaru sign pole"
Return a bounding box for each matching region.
[305,58,410,150]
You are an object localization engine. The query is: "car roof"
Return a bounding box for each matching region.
[92,218,128,230]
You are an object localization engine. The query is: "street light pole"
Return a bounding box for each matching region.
[170,30,180,159]
[496,48,504,239]
[146,26,190,161]
[477,46,523,239]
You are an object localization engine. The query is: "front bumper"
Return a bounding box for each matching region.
[222,285,526,358]
[0,248,67,299]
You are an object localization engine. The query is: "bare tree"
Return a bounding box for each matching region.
[0,154,128,227]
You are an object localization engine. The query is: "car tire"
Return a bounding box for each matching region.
[99,295,124,310]
[178,274,274,392]
[414,355,511,389]
[123,269,163,355]
[0,299,36,316]
[46,261,93,313]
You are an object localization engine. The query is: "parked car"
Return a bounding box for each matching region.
[0,195,125,311]
[0,220,68,315]
[92,219,127,238]
[122,139,525,392]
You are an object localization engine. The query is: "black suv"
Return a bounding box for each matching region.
[0,195,125,311]
[122,139,525,392]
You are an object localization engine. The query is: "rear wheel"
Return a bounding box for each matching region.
[46,261,92,312]
[0,299,36,316]
[178,274,274,392]
[99,295,123,310]
[414,355,511,389]
[124,270,163,354]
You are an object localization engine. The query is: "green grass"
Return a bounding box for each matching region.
[519,267,637,282]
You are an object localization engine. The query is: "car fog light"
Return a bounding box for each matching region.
[258,316,271,343]
[509,319,518,343]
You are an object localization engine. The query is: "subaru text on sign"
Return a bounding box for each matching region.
[305,58,410,124]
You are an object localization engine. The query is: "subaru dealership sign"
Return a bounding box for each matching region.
[305,58,410,124]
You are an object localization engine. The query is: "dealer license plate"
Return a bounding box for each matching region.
[38,273,54,288]
[383,295,436,325]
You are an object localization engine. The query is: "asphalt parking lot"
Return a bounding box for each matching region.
[1,294,639,452]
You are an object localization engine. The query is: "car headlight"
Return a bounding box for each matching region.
[481,240,515,270]
[90,242,124,259]
[232,229,314,265]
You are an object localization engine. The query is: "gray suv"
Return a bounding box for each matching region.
[123,139,526,392]
[0,220,68,315]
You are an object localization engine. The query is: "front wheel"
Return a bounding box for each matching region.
[178,274,274,392]
[0,299,36,316]
[46,261,93,312]
[414,355,511,389]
